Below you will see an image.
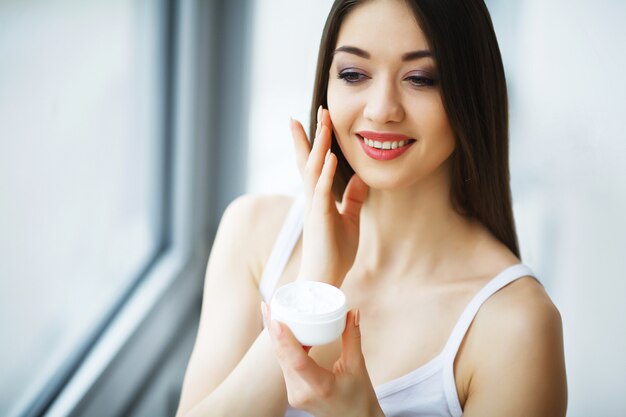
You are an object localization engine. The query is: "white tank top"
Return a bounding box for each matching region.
[259,194,538,417]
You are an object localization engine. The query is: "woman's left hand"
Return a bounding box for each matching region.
[262,303,385,417]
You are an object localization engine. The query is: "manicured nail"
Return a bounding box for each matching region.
[317,105,322,124]
[325,149,331,162]
[354,309,360,327]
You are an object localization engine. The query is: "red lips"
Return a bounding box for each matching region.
[355,131,416,161]
[356,131,411,142]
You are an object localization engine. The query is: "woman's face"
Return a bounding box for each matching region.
[327,0,455,191]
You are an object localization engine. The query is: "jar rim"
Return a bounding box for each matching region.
[271,281,347,322]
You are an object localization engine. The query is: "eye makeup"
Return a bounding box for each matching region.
[334,64,438,88]
[404,71,438,87]
[337,68,368,84]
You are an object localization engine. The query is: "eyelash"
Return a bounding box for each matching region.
[337,70,437,88]
[406,75,436,87]
[337,71,367,83]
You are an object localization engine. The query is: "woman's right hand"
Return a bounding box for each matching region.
[290,106,369,288]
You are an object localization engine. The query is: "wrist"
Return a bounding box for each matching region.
[365,390,385,417]
[368,404,385,417]
[349,392,384,417]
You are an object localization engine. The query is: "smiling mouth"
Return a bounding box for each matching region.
[356,134,417,150]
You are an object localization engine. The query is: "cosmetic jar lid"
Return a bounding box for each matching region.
[271,281,347,323]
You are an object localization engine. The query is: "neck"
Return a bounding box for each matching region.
[354,166,479,282]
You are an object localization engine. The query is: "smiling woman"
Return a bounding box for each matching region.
[176,1,567,416]
[326,7,455,193]
[316,0,517,257]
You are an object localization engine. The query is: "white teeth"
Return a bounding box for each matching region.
[361,137,411,150]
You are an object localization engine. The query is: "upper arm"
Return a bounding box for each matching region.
[176,194,292,415]
[463,285,568,417]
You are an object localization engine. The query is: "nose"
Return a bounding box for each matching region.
[363,78,405,124]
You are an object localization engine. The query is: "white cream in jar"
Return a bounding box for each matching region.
[270,281,348,346]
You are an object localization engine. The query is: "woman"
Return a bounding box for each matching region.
[176,0,568,416]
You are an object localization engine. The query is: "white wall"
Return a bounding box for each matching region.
[488,1,626,415]
[246,0,334,195]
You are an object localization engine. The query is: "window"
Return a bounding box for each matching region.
[0,1,166,415]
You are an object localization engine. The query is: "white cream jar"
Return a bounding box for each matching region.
[270,281,348,346]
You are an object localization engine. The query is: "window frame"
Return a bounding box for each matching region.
[11,1,221,416]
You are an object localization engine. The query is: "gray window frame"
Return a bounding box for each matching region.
[13,0,253,416]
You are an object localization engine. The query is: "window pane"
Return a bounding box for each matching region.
[0,1,164,415]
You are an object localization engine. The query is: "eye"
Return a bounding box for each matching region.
[406,75,437,88]
[338,70,368,84]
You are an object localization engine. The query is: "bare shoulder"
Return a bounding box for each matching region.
[479,274,562,344]
[463,274,568,416]
[466,232,564,364]
[220,193,297,285]
[221,193,295,235]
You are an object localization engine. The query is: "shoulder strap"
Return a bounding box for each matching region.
[441,264,538,359]
[442,263,539,416]
[259,193,305,303]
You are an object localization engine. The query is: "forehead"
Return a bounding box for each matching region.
[335,0,431,56]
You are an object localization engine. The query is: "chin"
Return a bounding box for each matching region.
[354,168,415,191]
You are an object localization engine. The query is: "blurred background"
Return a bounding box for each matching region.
[0,1,624,416]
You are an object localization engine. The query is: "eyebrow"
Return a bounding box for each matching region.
[333,45,433,61]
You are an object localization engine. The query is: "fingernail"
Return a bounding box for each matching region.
[317,105,322,123]
[325,149,331,162]
[271,320,283,336]
[354,309,360,327]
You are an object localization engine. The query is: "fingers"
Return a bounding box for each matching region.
[312,149,338,212]
[261,301,270,328]
[271,321,327,384]
[290,118,309,178]
[290,106,332,180]
[305,126,332,208]
[341,174,369,222]
[340,309,366,370]
[314,104,322,138]
[320,105,333,134]
[263,302,331,387]
[291,106,334,212]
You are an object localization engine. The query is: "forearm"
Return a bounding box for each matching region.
[184,329,288,417]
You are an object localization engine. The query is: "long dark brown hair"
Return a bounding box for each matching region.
[309,0,520,258]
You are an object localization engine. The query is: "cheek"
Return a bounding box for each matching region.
[436,113,456,154]
[327,83,361,142]
[327,83,346,130]
[418,96,456,152]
